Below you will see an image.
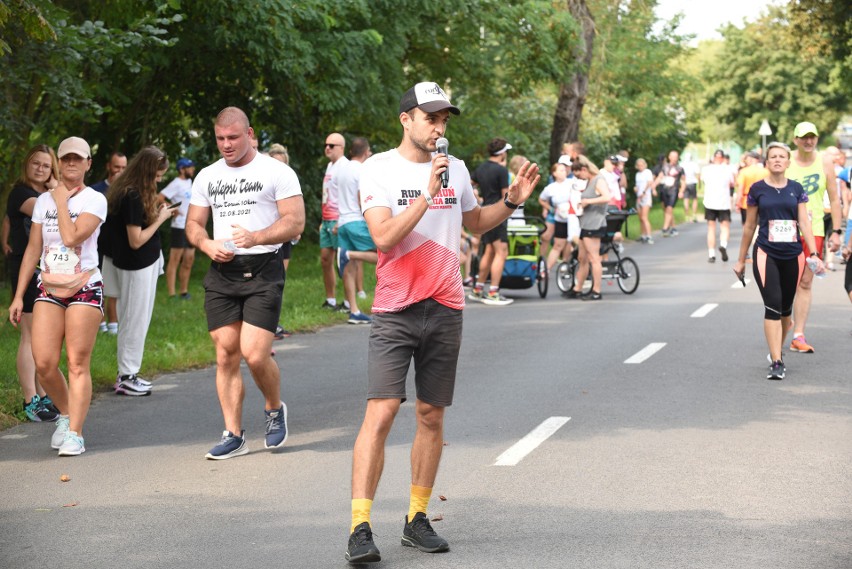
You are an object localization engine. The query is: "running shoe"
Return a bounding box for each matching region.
[321,300,337,310]
[719,246,729,262]
[563,289,582,299]
[708,256,716,263]
[670,228,679,236]
[481,290,514,306]
[614,242,625,254]
[789,336,814,353]
[662,228,671,237]
[41,395,59,415]
[337,247,350,278]
[180,292,191,300]
[467,289,485,302]
[401,513,450,553]
[23,395,59,422]
[581,291,602,301]
[357,290,368,299]
[114,374,152,396]
[767,360,786,380]
[264,403,288,449]
[346,522,381,564]
[57,431,85,456]
[348,312,372,325]
[205,430,248,460]
[51,416,70,449]
[462,277,474,288]
[274,325,291,339]
[646,237,654,244]
[98,321,108,333]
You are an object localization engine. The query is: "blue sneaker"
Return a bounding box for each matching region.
[264,403,288,449]
[337,247,350,278]
[23,395,59,422]
[348,312,372,325]
[205,430,248,460]
[51,416,70,449]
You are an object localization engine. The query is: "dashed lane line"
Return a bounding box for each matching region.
[624,342,667,364]
[494,416,571,466]
[690,303,718,318]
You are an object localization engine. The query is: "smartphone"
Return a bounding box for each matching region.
[168,201,182,209]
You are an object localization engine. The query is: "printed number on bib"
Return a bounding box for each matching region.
[44,245,81,274]
[768,219,797,243]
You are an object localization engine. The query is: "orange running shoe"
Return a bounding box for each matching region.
[789,336,814,353]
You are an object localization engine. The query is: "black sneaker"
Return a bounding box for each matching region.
[346,522,381,563]
[401,513,449,553]
[719,246,729,262]
[708,256,716,263]
[563,289,581,299]
[581,291,602,301]
[767,360,786,380]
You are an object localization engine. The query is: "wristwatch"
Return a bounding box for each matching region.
[833,228,843,235]
[503,196,521,210]
[423,192,434,207]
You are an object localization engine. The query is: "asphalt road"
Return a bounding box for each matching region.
[1,221,850,569]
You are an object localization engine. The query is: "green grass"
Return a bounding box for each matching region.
[0,241,374,428]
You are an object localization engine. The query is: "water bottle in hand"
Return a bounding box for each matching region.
[224,240,236,252]
[805,256,826,279]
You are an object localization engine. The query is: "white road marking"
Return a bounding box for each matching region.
[494,416,571,466]
[625,342,667,364]
[2,434,28,440]
[154,384,178,391]
[690,303,718,318]
[731,278,751,288]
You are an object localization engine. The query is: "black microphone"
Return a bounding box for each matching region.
[436,137,449,188]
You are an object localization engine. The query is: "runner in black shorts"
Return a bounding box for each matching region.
[186,107,304,460]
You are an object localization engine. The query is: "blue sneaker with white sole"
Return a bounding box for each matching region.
[264,403,288,449]
[205,430,248,460]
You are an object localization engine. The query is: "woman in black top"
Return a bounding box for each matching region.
[5,145,62,421]
[106,147,174,396]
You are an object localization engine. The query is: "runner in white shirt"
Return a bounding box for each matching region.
[186,107,304,460]
[345,82,540,564]
[8,136,107,457]
[159,157,196,298]
[701,149,735,263]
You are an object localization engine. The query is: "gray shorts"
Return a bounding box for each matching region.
[367,298,463,407]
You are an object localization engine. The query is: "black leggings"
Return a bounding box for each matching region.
[752,245,803,321]
[846,256,852,295]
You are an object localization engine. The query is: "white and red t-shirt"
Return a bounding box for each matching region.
[322,156,348,221]
[360,149,477,313]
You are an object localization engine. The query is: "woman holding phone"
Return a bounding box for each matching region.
[105,147,174,396]
[8,137,107,456]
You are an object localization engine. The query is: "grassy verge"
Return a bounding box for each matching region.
[0,200,697,428]
[0,241,375,429]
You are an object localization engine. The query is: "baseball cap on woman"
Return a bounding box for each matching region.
[57,137,91,159]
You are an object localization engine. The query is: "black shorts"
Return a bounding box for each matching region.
[170,227,190,249]
[8,256,39,313]
[481,220,508,245]
[705,209,731,222]
[203,252,284,333]
[684,183,697,199]
[277,240,292,261]
[367,299,463,407]
[554,221,568,239]
[580,227,607,239]
[660,186,678,208]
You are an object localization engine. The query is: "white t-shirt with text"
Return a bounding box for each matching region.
[32,186,107,285]
[190,153,302,254]
[160,177,193,229]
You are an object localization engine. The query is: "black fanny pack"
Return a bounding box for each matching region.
[212,251,277,282]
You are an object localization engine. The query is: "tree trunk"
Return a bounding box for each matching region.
[550,0,595,165]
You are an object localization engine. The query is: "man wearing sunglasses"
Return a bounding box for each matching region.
[320,133,348,310]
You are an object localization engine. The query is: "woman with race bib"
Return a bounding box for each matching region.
[8,137,107,456]
[733,142,823,381]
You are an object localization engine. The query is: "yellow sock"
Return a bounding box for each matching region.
[407,485,432,522]
[351,498,373,533]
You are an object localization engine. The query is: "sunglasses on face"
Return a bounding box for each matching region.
[325,143,339,149]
